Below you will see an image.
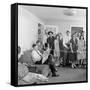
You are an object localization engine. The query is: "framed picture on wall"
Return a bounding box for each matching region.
[11,3,88,87]
[45,25,58,35]
[38,23,44,43]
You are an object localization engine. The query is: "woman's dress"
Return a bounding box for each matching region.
[77,39,86,60]
[54,39,60,57]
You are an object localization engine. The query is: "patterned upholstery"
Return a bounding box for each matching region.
[19,50,34,65]
[18,49,50,77]
[18,62,29,79]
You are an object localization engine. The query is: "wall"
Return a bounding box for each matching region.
[18,6,86,53]
[44,19,86,40]
[18,6,44,53]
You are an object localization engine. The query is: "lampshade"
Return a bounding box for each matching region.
[63,8,77,16]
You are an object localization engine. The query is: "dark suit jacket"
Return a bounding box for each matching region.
[47,36,55,49]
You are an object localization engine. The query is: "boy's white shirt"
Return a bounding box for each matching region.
[63,35,71,48]
[32,49,42,62]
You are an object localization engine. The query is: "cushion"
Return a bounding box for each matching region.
[19,50,34,65]
[18,62,29,79]
[22,72,48,83]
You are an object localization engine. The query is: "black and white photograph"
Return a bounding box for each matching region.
[11,3,88,86]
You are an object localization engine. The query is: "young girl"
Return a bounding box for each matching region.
[54,35,60,66]
[77,35,86,67]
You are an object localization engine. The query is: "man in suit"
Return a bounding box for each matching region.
[47,31,55,55]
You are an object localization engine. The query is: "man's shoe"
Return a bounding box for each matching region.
[52,74,59,77]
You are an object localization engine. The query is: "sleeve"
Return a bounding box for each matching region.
[47,38,50,48]
[63,37,67,48]
[47,38,49,44]
[31,50,36,62]
[54,40,56,49]
[76,39,78,50]
[70,39,72,43]
[53,36,55,40]
[38,50,43,57]
[70,39,73,51]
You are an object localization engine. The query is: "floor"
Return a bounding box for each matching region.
[38,67,86,84]
[18,67,86,85]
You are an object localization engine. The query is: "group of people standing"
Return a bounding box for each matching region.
[31,30,86,77]
[46,30,86,68]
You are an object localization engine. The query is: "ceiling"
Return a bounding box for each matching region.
[21,5,86,22]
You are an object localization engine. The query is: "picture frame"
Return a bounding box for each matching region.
[11,3,88,87]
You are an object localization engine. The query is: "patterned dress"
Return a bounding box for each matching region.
[77,39,86,60]
[54,39,60,57]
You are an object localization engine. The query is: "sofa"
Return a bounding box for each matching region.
[18,49,51,85]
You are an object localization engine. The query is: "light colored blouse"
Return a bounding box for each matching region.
[32,49,42,62]
[63,35,71,48]
[54,39,60,52]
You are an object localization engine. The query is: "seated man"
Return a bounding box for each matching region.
[32,42,59,77]
[32,43,43,64]
[31,43,51,77]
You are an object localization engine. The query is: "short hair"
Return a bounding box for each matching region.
[79,35,84,40]
[48,31,53,35]
[71,33,75,38]
[66,30,70,33]
[36,40,41,44]
[81,30,84,33]
[32,44,36,48]
[38,23,41,27]
[59,33,62,35]
[55,34,59,39]
[81,31,85,35]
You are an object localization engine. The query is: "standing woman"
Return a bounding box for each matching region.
[54,35,60,66]
[59,33,64,65]
[77,35,86,67]
[70,34,78,68]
